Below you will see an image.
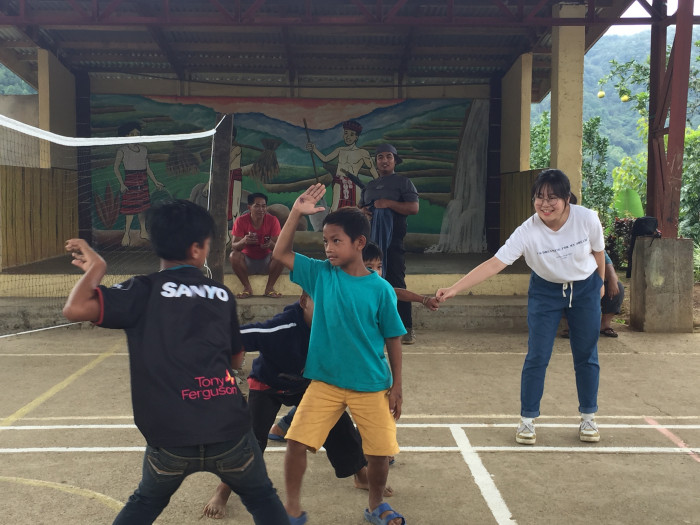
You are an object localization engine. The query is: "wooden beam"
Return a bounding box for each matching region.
[209,114,233,284]
[662,0,694,237]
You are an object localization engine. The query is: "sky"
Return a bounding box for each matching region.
[607,0,700,35]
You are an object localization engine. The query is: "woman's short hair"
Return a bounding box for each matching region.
[117,121,142,137]
[531,169,571,201]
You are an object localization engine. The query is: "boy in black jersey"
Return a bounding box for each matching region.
[63,199,287,525]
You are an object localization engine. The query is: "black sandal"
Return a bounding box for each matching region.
[600,327,618,338]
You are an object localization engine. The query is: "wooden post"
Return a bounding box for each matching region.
[75,71,92,244]
[209,114,232,284]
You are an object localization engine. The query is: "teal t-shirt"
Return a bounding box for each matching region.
[290,253,406,392]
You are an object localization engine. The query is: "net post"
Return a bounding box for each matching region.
[209,113,233,284]
[76,71,93,244]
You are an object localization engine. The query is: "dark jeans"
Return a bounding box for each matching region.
[384,238,412,330]
[249,389,366,478]
[112,431,287,525]
[523,271,602,418]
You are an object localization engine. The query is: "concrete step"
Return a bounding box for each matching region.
[0,254,532,335]
[0,293,529,336]
[236,294,528,332]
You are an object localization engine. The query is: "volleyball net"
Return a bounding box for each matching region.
[0,114,219,335]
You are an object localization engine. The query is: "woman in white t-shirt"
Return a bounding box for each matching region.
[437,169,605,445]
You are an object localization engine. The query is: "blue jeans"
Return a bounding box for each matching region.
[522,271,602,418]
[112,430,287,525]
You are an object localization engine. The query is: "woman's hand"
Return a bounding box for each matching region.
[436,287,456,302]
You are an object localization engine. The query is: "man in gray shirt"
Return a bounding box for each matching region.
[359,143,419,344]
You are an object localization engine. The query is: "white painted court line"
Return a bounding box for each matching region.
[0,323,81,339]
[450,425,516,524]
[3,423,700,431]
[1,425,138,430]
[645,416,700,464]
[13,414,700,421]
[0,353,129,357]
[401,351,700,356]
[3,445,700,455]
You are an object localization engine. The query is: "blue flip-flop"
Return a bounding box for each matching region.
[268,432,286,442]
[288,511,307,525]
[364,502,406,525]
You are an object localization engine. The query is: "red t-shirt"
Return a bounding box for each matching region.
[232,212,281,260]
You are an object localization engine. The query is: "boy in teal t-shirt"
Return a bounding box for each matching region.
[273,184,407,525]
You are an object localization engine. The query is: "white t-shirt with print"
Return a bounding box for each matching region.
[495,204,604,283]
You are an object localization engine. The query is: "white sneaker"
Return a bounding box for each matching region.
[515,420,536,445]
[579,419,600,442]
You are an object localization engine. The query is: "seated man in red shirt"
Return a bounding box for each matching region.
[230,193,284,298]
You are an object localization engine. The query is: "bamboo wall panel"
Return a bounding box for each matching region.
[0,166,78,269]
[499,169,539,245]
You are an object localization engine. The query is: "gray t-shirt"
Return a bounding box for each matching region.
[359,173,419,239]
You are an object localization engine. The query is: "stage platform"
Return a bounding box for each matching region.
[0,252,532,335]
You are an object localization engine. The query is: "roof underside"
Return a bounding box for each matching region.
[0,0,675,102]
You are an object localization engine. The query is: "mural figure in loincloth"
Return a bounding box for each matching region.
[305,120,378,211]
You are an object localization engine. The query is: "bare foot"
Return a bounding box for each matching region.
[380,511,403,525]
[202,494,227,519]
[139,230,150,240]
[120,232,131,247]
[353,467,394,497]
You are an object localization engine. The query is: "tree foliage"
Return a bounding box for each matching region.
[680,128,700,242]
[600,40,700,243]
[598,40,700,124]
[581,116,614,227]
[612,153,648,210]
[529,111,551,169]
[530,112,614,228]
[0,64,35,95]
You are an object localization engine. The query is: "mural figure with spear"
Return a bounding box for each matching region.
[305,119,378,212]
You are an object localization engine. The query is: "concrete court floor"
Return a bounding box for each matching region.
[1,325,699,525]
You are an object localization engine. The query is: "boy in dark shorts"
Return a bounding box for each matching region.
[63,199,287,525]
[273,184,406,525]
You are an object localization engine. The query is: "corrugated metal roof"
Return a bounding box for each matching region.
[0,0,639,100]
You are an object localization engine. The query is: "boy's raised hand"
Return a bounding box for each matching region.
[293,183,327,215]
[65,238,105,273]
[63,239,106,323]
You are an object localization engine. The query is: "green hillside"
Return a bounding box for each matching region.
[532,27,700,167]
[0,64,36,95]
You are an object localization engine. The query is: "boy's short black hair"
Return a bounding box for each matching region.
[362,241,383,262]
[146,199,215,260]
[531,169,571,201]
[247,193,268,205]
[323,207,370,242]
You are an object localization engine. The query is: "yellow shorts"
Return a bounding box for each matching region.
[285,380,399,456]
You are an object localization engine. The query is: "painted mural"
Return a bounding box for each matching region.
[90,94,480,251]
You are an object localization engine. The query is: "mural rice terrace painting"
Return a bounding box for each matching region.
[90,95,484,251]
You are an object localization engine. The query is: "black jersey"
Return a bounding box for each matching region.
[97,266,249,447]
